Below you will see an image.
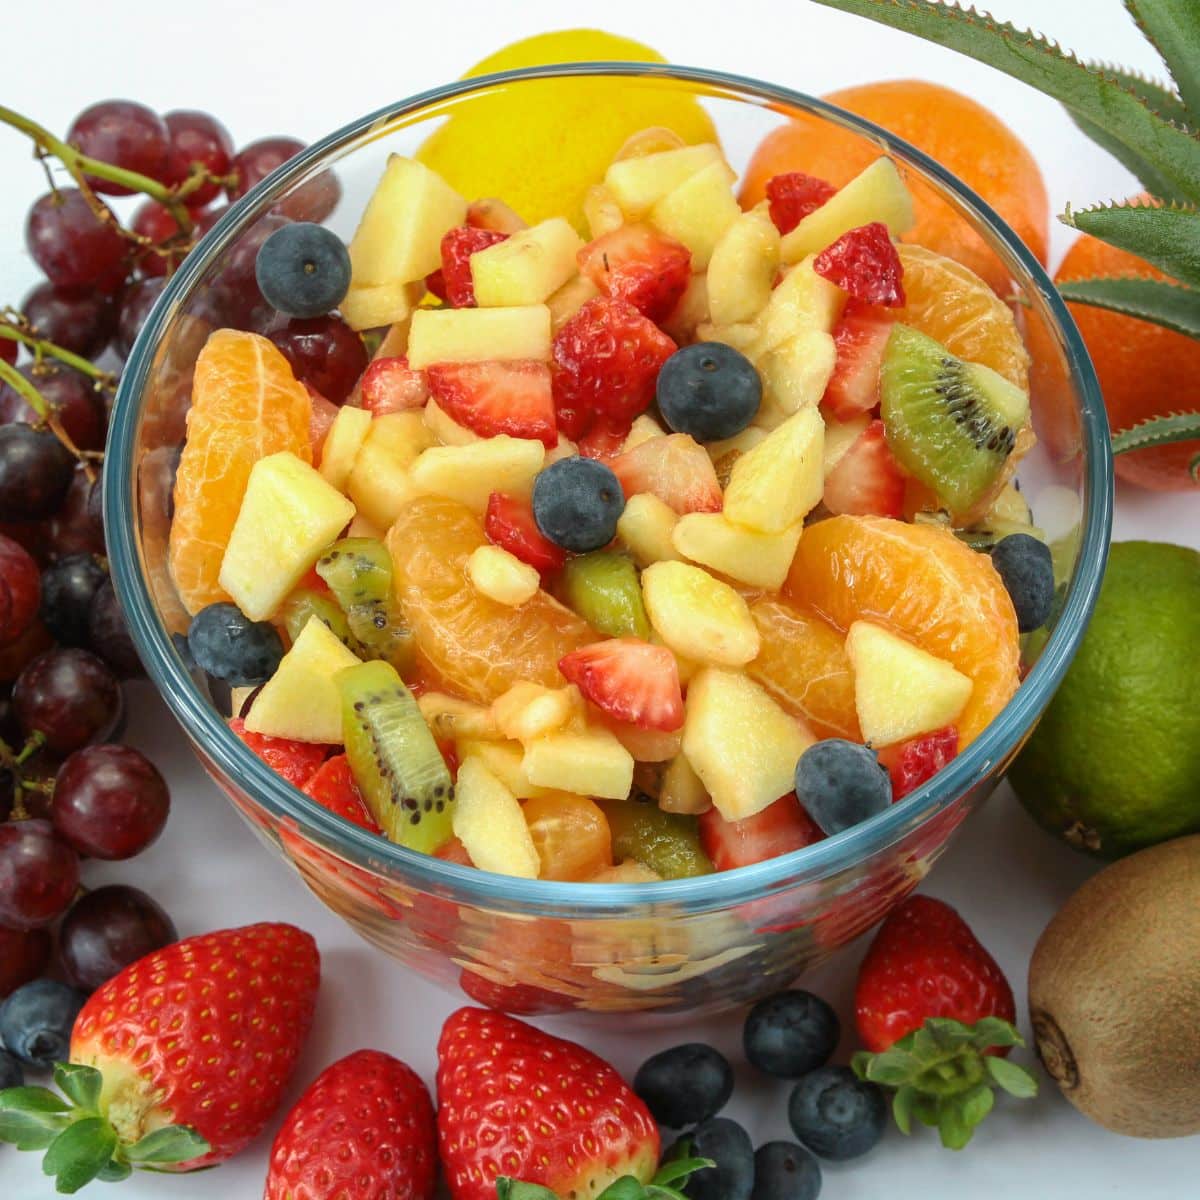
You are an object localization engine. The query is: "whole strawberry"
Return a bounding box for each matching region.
[265,1049,436,1200]
[437,1007,659,1200]
[852,896,1036,1149]
[0,922,319,1191]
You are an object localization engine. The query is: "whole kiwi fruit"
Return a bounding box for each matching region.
[1028,835,1200,1137]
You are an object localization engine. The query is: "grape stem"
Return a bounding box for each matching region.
[0,357,95,474]
[0,318,117,389]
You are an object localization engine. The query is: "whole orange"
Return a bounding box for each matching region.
[740,79,1048,295]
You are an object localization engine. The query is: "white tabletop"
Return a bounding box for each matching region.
[3,1,1197,1196]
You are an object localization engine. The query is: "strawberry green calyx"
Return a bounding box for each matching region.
[0,1064,209,1194]
[497,1156,716,1200]
[851,1017,1038,1151]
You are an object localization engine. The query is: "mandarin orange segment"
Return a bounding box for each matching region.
[784,515,1019,746]
[168,330,313,614]
[747,595,861,742]
[387,495,594,704]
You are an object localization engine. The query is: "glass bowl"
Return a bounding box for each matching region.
[106,64,1112,1017]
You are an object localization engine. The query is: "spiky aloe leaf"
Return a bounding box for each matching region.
[1111,412,1200,481]
[1125,0,1200,116]
[1079,62,1190,125]
[1062,201,1200,287]
[810,1,1200,204]
[1056,275,1200,337]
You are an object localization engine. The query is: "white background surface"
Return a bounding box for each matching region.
[3,1,1198,1196]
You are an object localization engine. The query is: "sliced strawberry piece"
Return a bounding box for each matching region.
[822,306,894,421]
[485,491,566,573]
[558,638,684,732]
[877,726,959,801]
[551,296,676,440]
[301,753,381,833]
[814,222,906,307]
[611,432,723,514]
[577,423,628,462]
[307,387,338,464]
[435,836,472,865]
[765,171,837,235]
[577,223,692,323]
[699,793,825,871]
[426,359,557,447]
[360,355,430,415]
[229,718,329,788]
[427,225,508,308]
[824,419,906,518]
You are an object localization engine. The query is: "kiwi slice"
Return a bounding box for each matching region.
[317,538,414,672]
[599,796,712,879]
[280,587,353,648]
[880,324,1030,516]
[561,551,651,639]
[337,660,454,852]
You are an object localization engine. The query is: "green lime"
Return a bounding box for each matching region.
[1010,541,1200,858]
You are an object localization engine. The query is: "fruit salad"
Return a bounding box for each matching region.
[168,126,1053,883]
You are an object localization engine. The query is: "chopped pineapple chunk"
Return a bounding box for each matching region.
[617,493,681,568]
[471,217,585,307]
[547,274,601,331]
[823,415,871,477]
[658,752,711,815]
[410,435,545,512]
[723,406,825,533]
[318,405,372,491]
[650,160,740,270]
[407,305,551,368]
[707,206,781,326]
[345,411,435,530]
[468,544,541,607]
[456,737,551,799]
[753,256,845,354]
[605,143,723,217]
[417,692,498,742]
[755,328,837,430]
[623,414,667,452]
[491,682,581,742]
[641,560,760,666]
[453,756,541,879]
[340,280,423,332]
[423,397,480,446]
[522,726,634,801]
[583,183,625,239]
[672,512,803,591]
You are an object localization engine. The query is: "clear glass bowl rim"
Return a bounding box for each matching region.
[106,61,1113,917]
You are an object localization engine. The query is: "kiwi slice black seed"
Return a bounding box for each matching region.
[337,660,454,852]
[880,323,1030,516]
[316,537,414,672]
[280,587,354,647]
[599,796,712,879]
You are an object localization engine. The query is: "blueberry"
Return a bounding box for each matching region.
[744,990,840,1079]
[656,342,762,442]
[0,1046,23,1090]
[671,1117,754,1200]
[255,221,351,319]
[788,1066,887,1161]
[187,602,284,686]
[0,979,87,1069]
[634,1043,734,1128]
[751,1141,822,1200]
[40,553,108,647]
[532,457,625,553]
[990,533,1054,632]
[794,739,892,836]
[171,630,196,670]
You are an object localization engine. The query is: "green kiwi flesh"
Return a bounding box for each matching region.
[280,587,354,647]
[317,537,414,672]
[599,796,712,879]
[561,551,651,639]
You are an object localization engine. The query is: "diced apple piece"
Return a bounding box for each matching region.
[583,184,624,239]
[219,452,355,621]
[547,274,600,332]
[521,726,634,801]
[454,756,541,879]
[623,414,667,452]
[706,425,768,464]
[244,617,360,743]
[661,272,710,344]
[418,692,498,742]
[753,257,845,354]
[780,157,915,263]
[466,197,527,234]
[707,207,781,326]
[456,737,551,799]
[491,682,581,742]
[650,160,740,270]
[697,321,760,354]
[346,513,384,540]
[340,280,423,332]
[605,143,724,216]
[672,512,803,591]
[468,544,541,607]
[845,621,973,747]
[756,329,837,430]
[724,406,824,533]
[345,411,435,530]
[423,397,479,446]
[682,669,815,821]
[658,752,711,815]
[823,414,872,477]
[318,405,372,491]
[471,217,585,307]
[407,305,551,368]
[617,493,680,568]
[641,560,760,667]
[410,435,545,512]
[348,155,467,287]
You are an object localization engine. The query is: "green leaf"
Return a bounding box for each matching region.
[923,1019,977,1051]
[857,1048,922,1087]
[959,1083,996,1128]
[1063,201,1200,286]
[937,1099,976,1151]
[1069,114,1191,203]
[0,1109,71,1151]
[53,1065,102,1114]
[1057,275,1200,336]
[1110,411,1200,479]
[1125,0,1200,116]
[810,0,1200,203]
[597,1178,645,1200]
[42,1118,118,1195]
[892,1085,917,1135]
[496,1181,560,1200]
[0,1086,71,1114]
[123,1124,211,1165]
[985,1056,1040,1099]
[970,1017,1024,1051]
[652,1156,715,1187]
[97,1159,133,1183]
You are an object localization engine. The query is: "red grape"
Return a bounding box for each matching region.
[0,769,11,823]
[59,885,177,991]
[0,620,54,684]
[0,534,40,647]
[116,276,166,358]
[66,100,170,195]
[47,467,106,560]
[40,553,107,646]
[0,424,75,521]
[13,647,122,754]
[26,189,129,293]
[268,315,366,405]
[131,200,186,278]
[0,339,15,367]
[0,365,107,452]
[20,282,114,359]
[164,110,234,209]
[87,579,144,677]
[0,927,52,998]
[0,820,79,931]
[208,213,289,330]
[228,136,340,222]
